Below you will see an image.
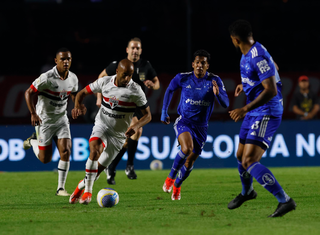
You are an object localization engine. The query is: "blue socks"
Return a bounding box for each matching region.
[168,150,187,179]
[247,162,290,203]
[175,165,193,187]
[237,160,253,196]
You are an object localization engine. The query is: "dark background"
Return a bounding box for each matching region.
[1,0,320,76]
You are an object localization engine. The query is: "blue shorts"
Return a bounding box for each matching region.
[239,115,282,150]
[173,116,207,155]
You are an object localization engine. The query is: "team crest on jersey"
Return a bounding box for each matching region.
[59,89,68,100]
[139,72,146,81]
[108,96,119,109]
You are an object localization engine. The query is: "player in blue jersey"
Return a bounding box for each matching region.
[228,19,296,217]
[161,50,229,200]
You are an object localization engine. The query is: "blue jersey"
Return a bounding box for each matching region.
[240,42,283,117]
[162,71,229,126]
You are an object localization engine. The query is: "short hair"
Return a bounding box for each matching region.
[229,19,253,42]
[127,37,142,47]
[193,49,210,62]
[56,47,70,55]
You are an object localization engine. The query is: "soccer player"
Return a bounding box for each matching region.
[161,50,229,200]
[97,37,159,184]
[228,19,296,217]
[69,59,151,205]
[23,48,83,196]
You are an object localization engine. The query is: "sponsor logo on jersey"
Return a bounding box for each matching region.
[186,85,191,89]
[256,59,271,74]
[241,77,255,86]
[50,80,59,89]
[268,136,273,141]
[108,96,119,109]
[101,108,125,119]
[49,101,66,107]
[185,99,210,106]
[59,89,67,100]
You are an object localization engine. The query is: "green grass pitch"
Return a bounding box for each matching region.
[1,167,319,235]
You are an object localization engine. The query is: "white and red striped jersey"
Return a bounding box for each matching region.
[30,66,78,123]
[87,75,148,138]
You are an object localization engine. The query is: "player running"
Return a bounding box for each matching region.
[228,19,296,217]
[161,50,229,200]
[69,59,151,205]
[23,48,82,196]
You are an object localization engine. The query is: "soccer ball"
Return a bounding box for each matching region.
[150,159,163,170]
[97,188,119,208]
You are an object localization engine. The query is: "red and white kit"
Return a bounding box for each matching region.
[30,66,78,149]
[86,75,148,166]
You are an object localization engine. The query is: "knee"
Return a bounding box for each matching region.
[241,157,255,170]
[180,145,193,156]
[89,149,101,161]
[60,148,71,161]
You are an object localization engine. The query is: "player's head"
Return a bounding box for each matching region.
[192,50,210,78]
[126,37,142,62]
[229,19,253,47]
[55,47,72,73]
[116,59,134,87]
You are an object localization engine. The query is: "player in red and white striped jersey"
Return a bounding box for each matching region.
[23,48,84,196]
[69,59,152,205]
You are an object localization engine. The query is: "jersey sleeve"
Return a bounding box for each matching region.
[72,75,79,93]
[214,76,229,108]
[105,61,118,75]
[31,74,49,92]
[146,61,157,80]
[161,74,181,111]
[133,86,148,108]
[252,55,276,82]
[87,77,106,94]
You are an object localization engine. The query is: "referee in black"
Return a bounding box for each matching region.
[96,37,160,184]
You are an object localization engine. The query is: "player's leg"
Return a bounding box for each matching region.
[228,116,257,209]
[79,138,104,204]
[163,130,193,194]
[125,116,142,180]
[55,138,71,196]
[104,140,128,185]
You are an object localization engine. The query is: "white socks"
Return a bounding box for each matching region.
[57,160,70,190]
[85,158,98,193]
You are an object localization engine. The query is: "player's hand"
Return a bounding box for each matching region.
[160,110,170,124]
[144,80,154,89]
[229,107,248,122]
[72,105,86,119]
[125,126,137,138]
[31,113,42,126]
[212,80,219,95]
[235,84,243,97]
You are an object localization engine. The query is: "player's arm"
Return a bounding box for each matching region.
[212,78,229,108]
[25,87,42,126]
[72,86,91,119]
[161,76,180,124]
[96,69,109,108]
[125,106,152,138]
[144,76,160,90]
[229,76,277,122]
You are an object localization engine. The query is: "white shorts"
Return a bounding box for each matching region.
[89,124,126,167]
[35,121,71,150]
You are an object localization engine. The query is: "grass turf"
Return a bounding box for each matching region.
[1,167,319,235]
